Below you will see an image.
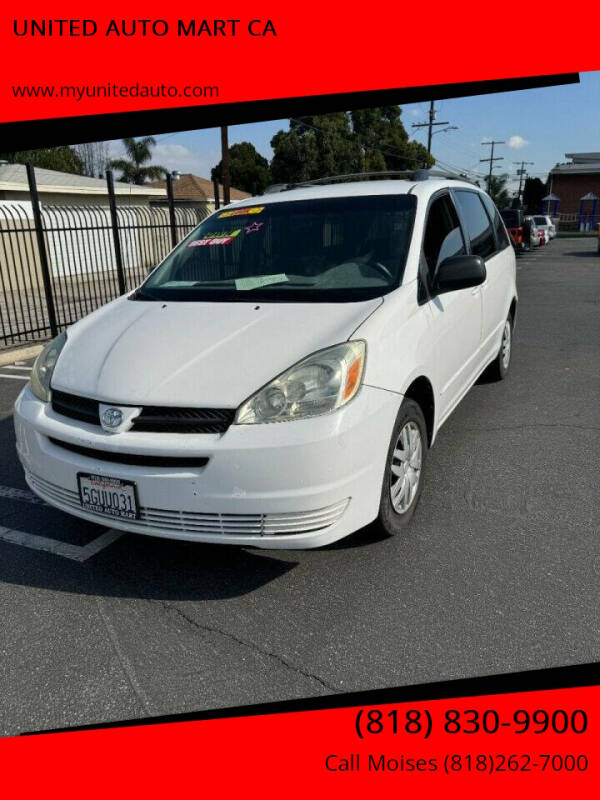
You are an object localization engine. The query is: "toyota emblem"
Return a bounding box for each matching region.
[101,407,124,429]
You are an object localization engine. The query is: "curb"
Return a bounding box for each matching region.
[0,344,44,368]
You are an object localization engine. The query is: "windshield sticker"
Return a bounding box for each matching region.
[188,229,241,247]
[245,221,264,234]
[218,206,264,218]
[235,274,288,291]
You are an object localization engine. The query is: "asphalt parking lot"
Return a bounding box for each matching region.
[0,236,598,735]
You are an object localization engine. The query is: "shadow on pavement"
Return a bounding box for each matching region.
[0,415,301,600]
[0,411,390,601]
[0,385,397,603]
[563,249,599,258]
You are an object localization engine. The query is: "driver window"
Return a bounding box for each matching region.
[422,194,466,283]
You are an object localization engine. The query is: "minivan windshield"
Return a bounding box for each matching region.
[140,195,416,302]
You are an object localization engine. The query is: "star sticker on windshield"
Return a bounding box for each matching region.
[245,221,264,234]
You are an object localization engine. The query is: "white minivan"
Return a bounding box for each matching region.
[14,171,517,548]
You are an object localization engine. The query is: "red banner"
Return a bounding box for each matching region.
[4,681,598,797]
[0,1,595,125]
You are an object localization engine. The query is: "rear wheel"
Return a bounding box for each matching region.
[377,399,428,536]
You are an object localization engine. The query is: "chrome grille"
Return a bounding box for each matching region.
[26,472,349,538]
[50,390,235,434]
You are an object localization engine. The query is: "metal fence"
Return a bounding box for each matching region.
[556,213,600,233]
[0,167,208,348]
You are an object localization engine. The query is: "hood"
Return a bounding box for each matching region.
[52,295,382,407]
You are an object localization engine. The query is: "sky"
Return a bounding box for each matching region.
[108,71,600,192]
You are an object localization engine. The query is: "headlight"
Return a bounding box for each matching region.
[30,332,67,402]
[235,341,366,424]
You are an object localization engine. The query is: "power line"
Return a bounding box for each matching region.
[513,160,535,202]
[480,140,505,192]
[289,115,482,180]
[411,101,450,155]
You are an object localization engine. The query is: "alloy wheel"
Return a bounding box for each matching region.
[501,320,512,370]
[390,421,423,514]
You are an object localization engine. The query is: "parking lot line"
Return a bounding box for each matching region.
[0,373,29,381]
[78,529,124,561]
[3,365,32,371]
[0,525,87,560]
[0,482,124,560]
[0,524,124,561]
[0,484,44,505]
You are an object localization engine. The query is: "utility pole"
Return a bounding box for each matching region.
[412,100,450,156]
[514,160,534,203]
[480,140,505,193]
[220,125,230,206]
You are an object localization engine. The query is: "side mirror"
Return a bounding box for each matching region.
[434,254,486,294]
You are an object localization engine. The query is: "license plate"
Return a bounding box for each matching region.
[77,473,139,520]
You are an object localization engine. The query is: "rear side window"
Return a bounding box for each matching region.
[481,193,510,251]
[454,190,497,259]
[500,209,521,227]
[422,194,465,280]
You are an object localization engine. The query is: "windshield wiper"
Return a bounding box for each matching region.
[191,280,236,287]
[238,280,316,291]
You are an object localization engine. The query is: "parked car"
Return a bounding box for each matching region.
[14,171,517,549]
[531,214,554,243]
[525,215,546,247]
[500,208,531,252]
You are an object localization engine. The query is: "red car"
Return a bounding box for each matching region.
[500,209,531,252]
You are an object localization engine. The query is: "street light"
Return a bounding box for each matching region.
[432,125,459,136]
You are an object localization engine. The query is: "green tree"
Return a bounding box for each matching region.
[270,113,363,184]
[351,107,433,171]
[487,173,511,209]
[522,177,546,214]
[211,141,271,194]
[269,108,433,185]
[269,127,321,184]
[0,146,83,174]
[108,137,166,184]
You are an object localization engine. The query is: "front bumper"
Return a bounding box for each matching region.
[14,384,401,548]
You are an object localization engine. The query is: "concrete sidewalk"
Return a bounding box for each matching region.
[0,343,44,367]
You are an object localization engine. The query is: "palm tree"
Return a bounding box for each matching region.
[487,173,511,209]
[108,137,166,184]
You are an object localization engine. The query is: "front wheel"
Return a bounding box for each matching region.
[485,313,513,381]
[377,399,428,537]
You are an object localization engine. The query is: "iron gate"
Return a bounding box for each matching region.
[0,167,208,347]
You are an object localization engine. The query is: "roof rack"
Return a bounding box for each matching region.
[263,169,475,193]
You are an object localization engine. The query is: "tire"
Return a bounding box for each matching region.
[485,313,513,381]
[377,398,428,536]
